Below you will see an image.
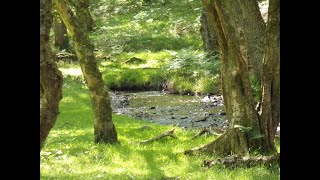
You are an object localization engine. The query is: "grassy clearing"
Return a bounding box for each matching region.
[40,78,280,179]
[73,0,220,94]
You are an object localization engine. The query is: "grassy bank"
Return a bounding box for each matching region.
[40,78,280,179]
[56,49,221,95]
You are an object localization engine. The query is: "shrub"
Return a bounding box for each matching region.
[195,76,221,94]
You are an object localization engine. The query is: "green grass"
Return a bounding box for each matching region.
[40,78,280,180]
[90,0,203,54]
[67,0,221,94]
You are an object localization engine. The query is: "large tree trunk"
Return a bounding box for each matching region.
[237,0,266,81]
[53,14,69,51]
[40,0,63,151]
[55,0,118,144]
[185,0,279,156]
[200,1,265,84]
[200,8,219,54]
[258,0,280,153]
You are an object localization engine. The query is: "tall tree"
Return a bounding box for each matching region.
[200,1,266,89]
[185,0,279,156]
[237,0,266,83]
[55,0,118,143]
[259,0,280,152]
[40,0,63,151]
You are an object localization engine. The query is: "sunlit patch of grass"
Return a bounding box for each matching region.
[100,50,172,69]
[41,79,280,179]
[59,67,83,77]
[90,0,203,54]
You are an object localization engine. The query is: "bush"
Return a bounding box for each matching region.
[162,49,221,94]
[195,76,221,94]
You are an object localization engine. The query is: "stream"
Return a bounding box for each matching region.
[110,91,228,130]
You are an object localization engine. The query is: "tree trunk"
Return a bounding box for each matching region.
[185,0,279,156]
[55,0,118,144]
[40,0,63,151]
[237,0,266,81]
[258,0,280,153]
[71,0,94,31]
[53,15,69,51]
[200,8,219,54]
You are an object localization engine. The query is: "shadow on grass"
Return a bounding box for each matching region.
[124,36,200,52]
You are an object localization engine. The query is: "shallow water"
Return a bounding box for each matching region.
[113,91,228,130]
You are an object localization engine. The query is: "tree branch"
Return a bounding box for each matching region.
[139,129,177,144]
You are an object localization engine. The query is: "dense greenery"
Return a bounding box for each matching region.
[40,77,279,179]
[54,0,222,94]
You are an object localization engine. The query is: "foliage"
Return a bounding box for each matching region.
[163,49,221,94]
[53,0,222,94]
[250,75,262,102]
[40,78,280,179]
[82,0,223,94]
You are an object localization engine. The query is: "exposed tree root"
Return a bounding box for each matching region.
[185,128,258,156]
[185,132,231,156]
[139,129,177,144]
[203,153,280,168]
[191,129,211,139]
[191,128,222,140]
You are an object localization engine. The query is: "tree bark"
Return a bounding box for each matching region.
[200,8,219,54]
[71,0,94,31]
[201,0,265,82]
[185,0,279,156]
[40,0,63,151]
[53,14,69,51]
[259,0,280,153]
[237,0,266,81]
[55,0,118,144]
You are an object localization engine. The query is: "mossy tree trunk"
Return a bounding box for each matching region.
[259,0,280,153]
[71,0,94,31]
[40,0,63,151]
[200,0,265,84]
[55,0,118,144]
[185,0,279,156]
[237,0,266,82]
[200,8,219,54]
[53,14,69,51]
